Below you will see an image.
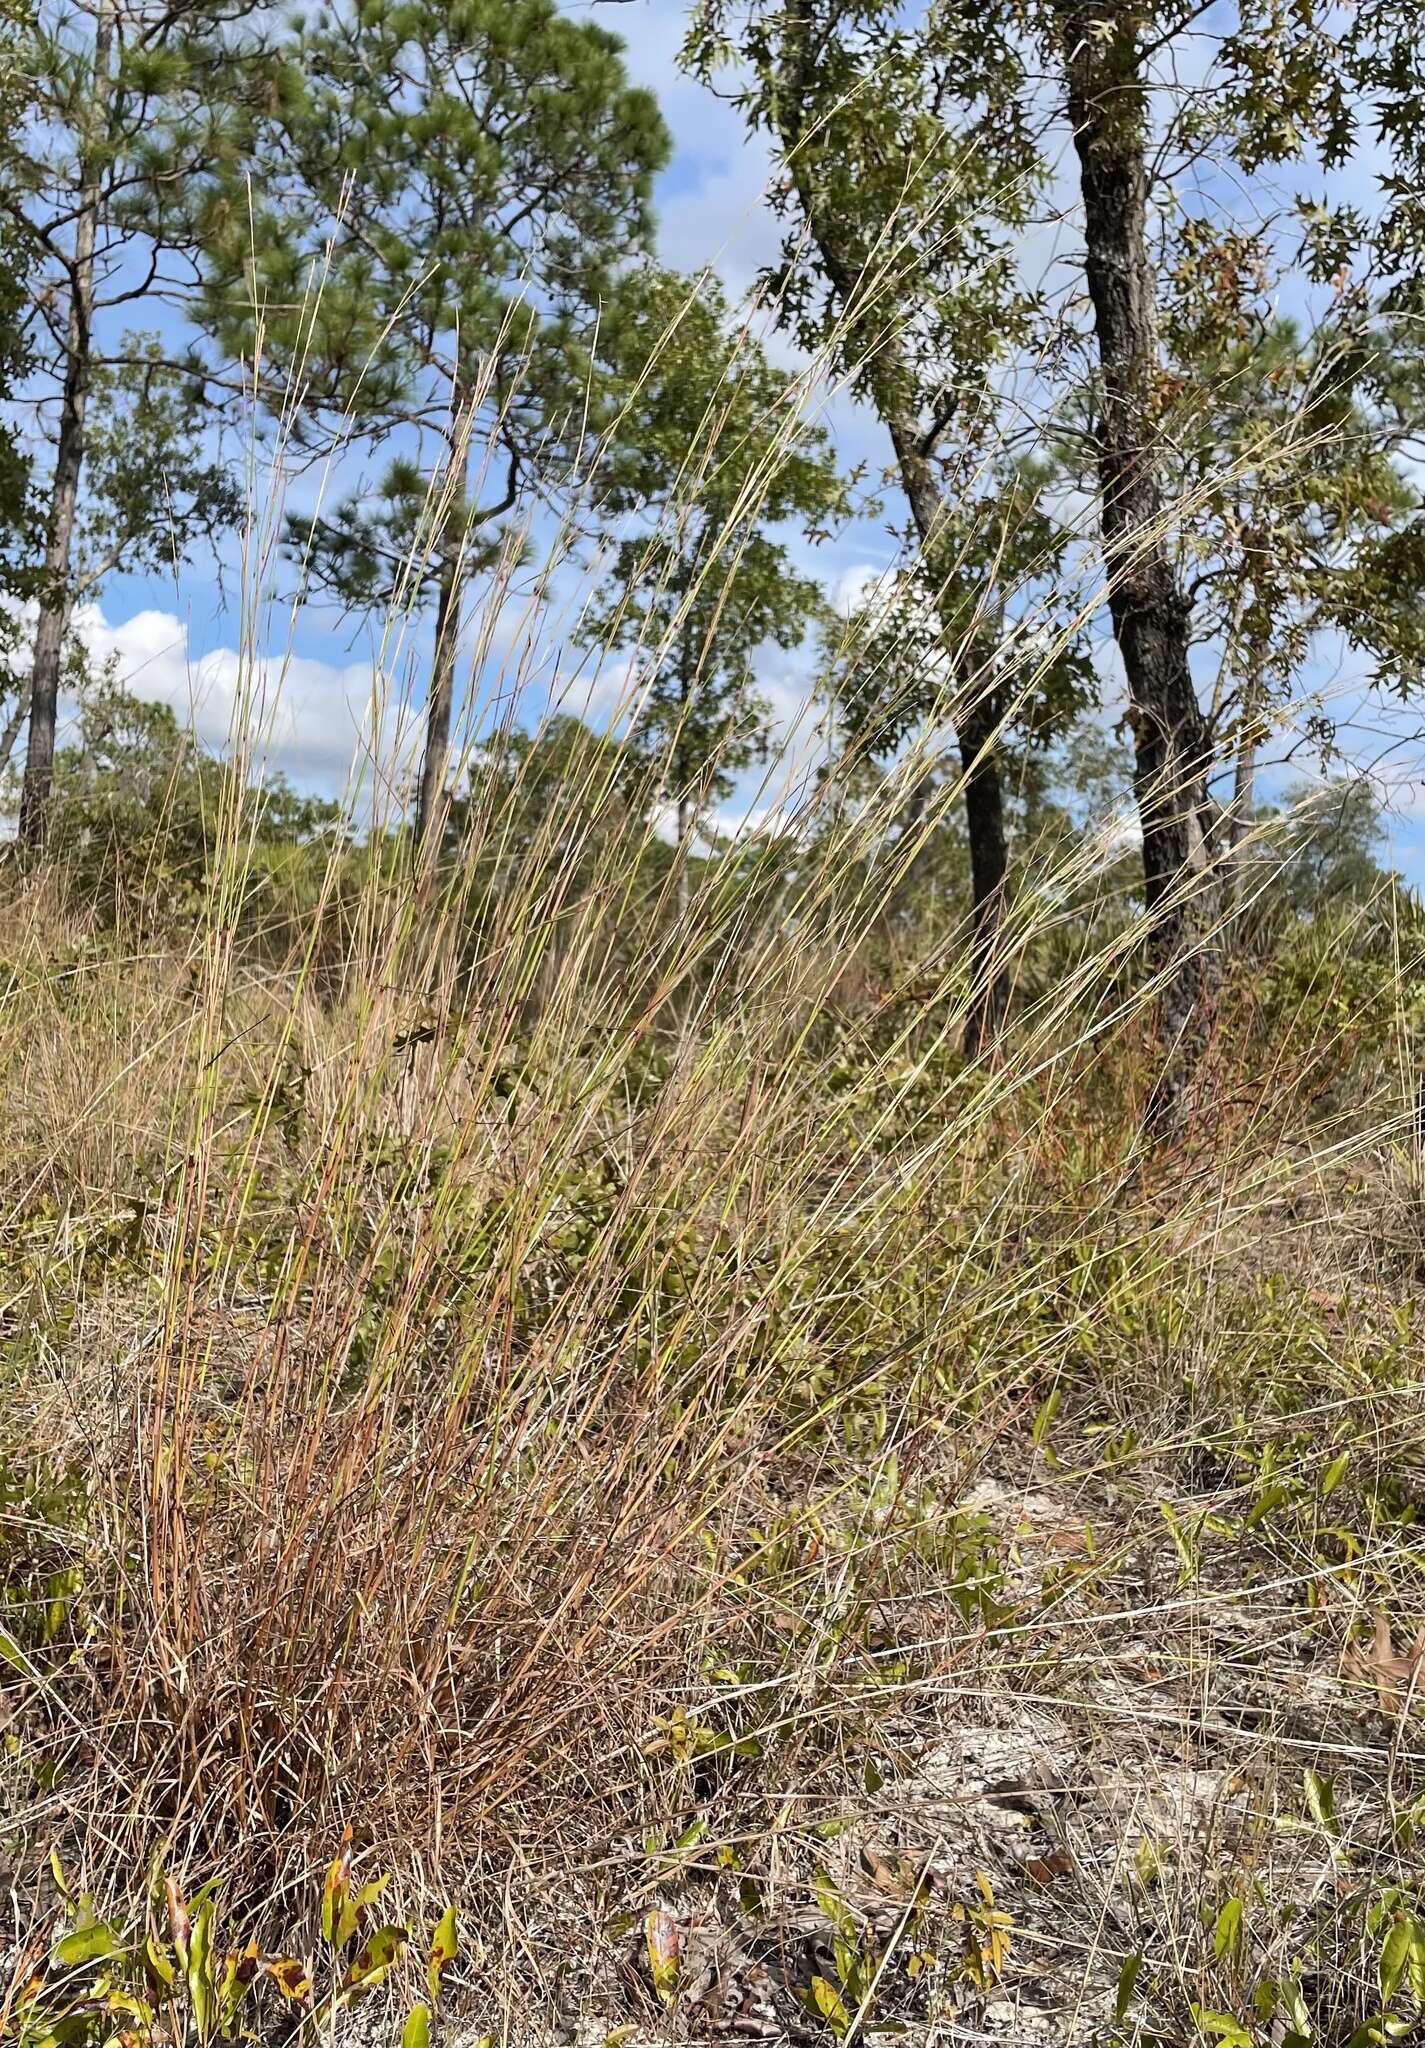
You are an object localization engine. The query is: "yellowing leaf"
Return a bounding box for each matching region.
[1190,2008,1253,2048]
[347,1923,406,1991]
[1382,1915,1413,2002]
[428,1903,458,2002]
[321,1826,354,1946]
[644,1909,681,2005]
[266,1956,312,2001]
[809,1973,850,2037]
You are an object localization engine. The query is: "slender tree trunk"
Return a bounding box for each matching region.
[1056,2,1218,1101]
[670,630,695,920]
[773,16,1011,1056]
[414,376,475,857]
[889,421,1011,1052]
[957,694,1010,1053]
[20,0,116,852]
[415,541,462,855]
[1228,695,1258,910]
[0,683,31,780]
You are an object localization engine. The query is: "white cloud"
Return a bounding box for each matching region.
[830,561,898,620]
[609,1,785,299]
[70,602,418,805]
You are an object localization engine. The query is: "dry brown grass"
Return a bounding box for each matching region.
[1,784,1422,2047]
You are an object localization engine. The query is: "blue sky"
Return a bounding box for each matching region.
[67,0,1425,874]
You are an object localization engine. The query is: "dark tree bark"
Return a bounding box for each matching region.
[20,0,116,852]
[414,377,477,858]
[774,13,1011,1055]
[1055,1,1218,1099]
[956,695,1010,1053]
[889,416,1011,1053]
[415,540,462,855]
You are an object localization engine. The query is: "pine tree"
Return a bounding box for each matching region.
[204,0,671,854]
[4,0,278,849]
[0,0,40,732]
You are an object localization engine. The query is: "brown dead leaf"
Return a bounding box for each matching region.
[1024,1847,1074,1887]
[859,1845,936,1901]
[859,1846,902,1894]
[1344,1611,1425,1715]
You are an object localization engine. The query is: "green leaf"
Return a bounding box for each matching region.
[186,1898,216,2044]
[1247,1481,1291,1528]
[1190,2005,1253,2047]
[1214,1896,1245,1963]
[1273,1972,1313,2044]
[1303,1768,1338,1838]
[54,1921,121,1968]
[403,2002,433,2048]
[144,1934,176,1989]
[1322,1451,1351,1498]
[1115,1952,1142,2023]
[1382,1914,1416,2001]
[812,1870,857,1943]
[1032,1385,1062,1448]
[1407,1915,1425,2001]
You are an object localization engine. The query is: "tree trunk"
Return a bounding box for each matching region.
[957,694,1010,1054]
[0,683,31,780]
[19,0,116,852]
[901,482,1013,1058]
[1056,2,1218,1100]
[414,541,462,855]
[1228,698,1257,906]
[773,16,1011,1056]
[887,415,1011,1052]
[414,378,475,857]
